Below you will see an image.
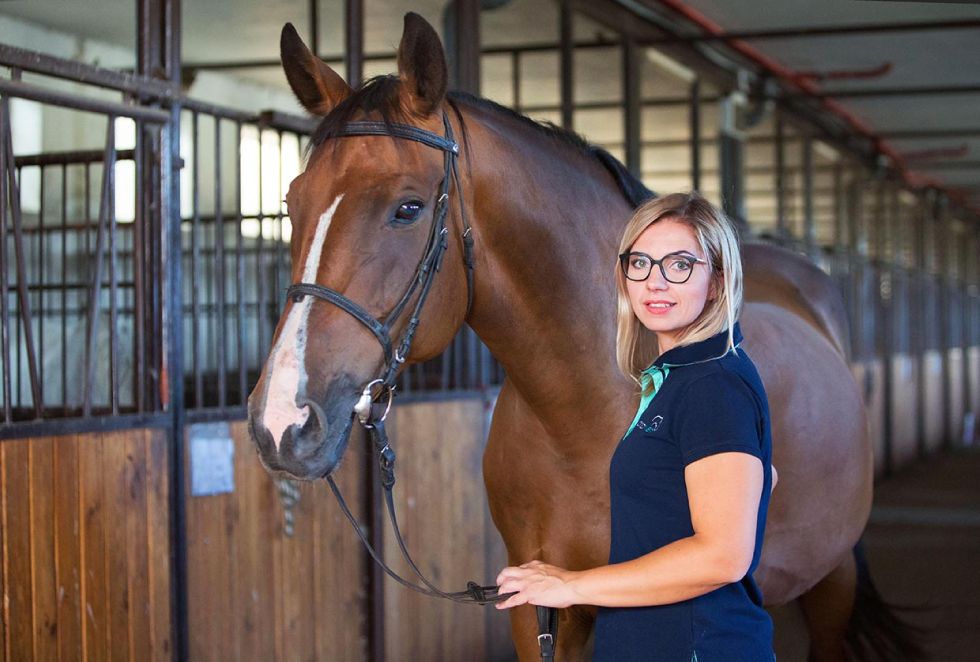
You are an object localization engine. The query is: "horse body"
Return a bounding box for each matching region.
[249,15,880,661]
[447,97,874,659]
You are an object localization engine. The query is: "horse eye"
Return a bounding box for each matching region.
[393,200,424,224]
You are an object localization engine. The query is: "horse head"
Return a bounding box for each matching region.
[247,13,472,480]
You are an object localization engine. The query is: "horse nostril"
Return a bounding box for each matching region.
[292,398,328,454]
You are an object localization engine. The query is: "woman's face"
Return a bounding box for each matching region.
[625,217,716,354]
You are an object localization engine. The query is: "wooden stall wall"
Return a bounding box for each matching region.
[0,429,172,662]
[184,397,513,662]
[382,398,513,662]
[185,419,368,661]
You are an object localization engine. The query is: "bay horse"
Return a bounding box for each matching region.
[247,13,922,661]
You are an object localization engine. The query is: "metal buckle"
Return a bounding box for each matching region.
[353,378,395,426]
[537,633,553,646]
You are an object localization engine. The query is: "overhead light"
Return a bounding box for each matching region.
[644,48,695,83]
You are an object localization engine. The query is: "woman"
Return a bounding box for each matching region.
[495,191,777,661]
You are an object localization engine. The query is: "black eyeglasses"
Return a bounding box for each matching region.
[618,251,707,284]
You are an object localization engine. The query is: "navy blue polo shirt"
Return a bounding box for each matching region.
[593,321,774,662]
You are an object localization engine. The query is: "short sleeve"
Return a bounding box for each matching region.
[672,370,763,466]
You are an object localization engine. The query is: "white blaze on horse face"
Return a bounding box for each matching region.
[262,194,344,450]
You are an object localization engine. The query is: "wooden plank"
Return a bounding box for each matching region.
[3,439,35,661]
[281,476,317,662]
[382,400,489,660]
[186,440,222,661]
[0,440,5,662]
[313,427,369,662]
[102,432,131,661]
[31,437,58,661]
[145,429,172,662]
[126,432,151,659]
[53,435,83,662]
[79,433,108,659]
[229,421,275,662]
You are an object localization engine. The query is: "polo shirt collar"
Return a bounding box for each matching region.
[645,321,742,371]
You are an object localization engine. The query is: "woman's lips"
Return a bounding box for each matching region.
[645,302,675,315]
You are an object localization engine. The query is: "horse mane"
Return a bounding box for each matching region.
[307,76,655,210]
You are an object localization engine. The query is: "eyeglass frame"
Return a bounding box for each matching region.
[618,250,708,284]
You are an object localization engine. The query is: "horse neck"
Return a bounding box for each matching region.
[456,101,635,433]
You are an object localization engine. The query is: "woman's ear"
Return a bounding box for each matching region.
[708,273,721,301]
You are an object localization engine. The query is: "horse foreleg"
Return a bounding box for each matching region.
[797,551,857,662]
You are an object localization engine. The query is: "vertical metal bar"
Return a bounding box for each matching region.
[453,0,481,94]
[2,94,43,417]
[82,118,116,416]
[38,164,45,410]
[236,121,247,404]
[345,0,364,87]
[832,162,844,257]
[689,79,701,191]
[964,229,975,429]
[134,118,146,413]
[559,0,574,131]
[802,136,815,258]
[511,50,521,113]
[257,125,267,364]
[937,197,952,449]
[191,110,202,409]
[0,99,11,423]
[622,38,641,177]
[916,193,929,457]
[274,131,284,324]
[162,100,187,662]
[879,184,894,476]
[774,111,786,241]
[60,163,68,414]
[107,120,120,415]
[215,118,227,409]
[309,0,319,58]
[718,93,744,226]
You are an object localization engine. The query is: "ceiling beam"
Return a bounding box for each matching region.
[785,84,980,99]
[643,19,980,44]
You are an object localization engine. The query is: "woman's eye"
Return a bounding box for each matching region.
[667,259,691,272]
[630,257,649,269]
[393,200,424,224]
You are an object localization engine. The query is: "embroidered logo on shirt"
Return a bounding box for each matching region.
[637,415,664,433]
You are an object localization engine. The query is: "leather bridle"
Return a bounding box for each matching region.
[286,111,559,659]
[284,112,500,600]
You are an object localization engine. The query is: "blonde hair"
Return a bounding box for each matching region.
[615,191,743,394]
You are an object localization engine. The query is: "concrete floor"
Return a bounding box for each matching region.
[771,444,980,662]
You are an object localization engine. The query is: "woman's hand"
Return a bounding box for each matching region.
[495,560,581,610]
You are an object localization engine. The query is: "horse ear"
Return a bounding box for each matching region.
[280,22,351,115]
[396,13,448,117]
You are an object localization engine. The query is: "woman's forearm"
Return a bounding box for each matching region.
[566,535,747,608]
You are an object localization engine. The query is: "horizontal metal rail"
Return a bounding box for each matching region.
[0,78,170,123]
[0,43,177,98]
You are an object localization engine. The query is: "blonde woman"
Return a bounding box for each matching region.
[496,192,778,661]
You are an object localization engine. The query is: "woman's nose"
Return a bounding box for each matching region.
[646,268,669,289]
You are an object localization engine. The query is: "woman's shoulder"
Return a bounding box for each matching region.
[676,353,767,417]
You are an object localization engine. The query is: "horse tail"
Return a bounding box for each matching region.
[844,539,932,661]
